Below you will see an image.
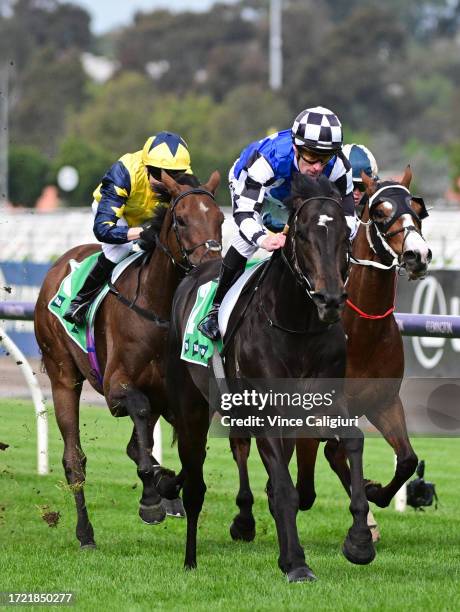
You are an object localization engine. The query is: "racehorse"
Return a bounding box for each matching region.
[34,171,224,548]
[166,174,375,581]
[229,166,432,543]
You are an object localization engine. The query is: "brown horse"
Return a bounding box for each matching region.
[34,171,224,548]
[229,167,432,544]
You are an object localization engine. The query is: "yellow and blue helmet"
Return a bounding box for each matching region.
[142,131,192,174]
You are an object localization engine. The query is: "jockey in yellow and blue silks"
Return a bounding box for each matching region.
[64,131,193,326]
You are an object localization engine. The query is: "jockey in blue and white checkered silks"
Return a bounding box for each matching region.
[198,106,356,341]
[64,131,193,326]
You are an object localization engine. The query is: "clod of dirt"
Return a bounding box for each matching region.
[0,442,9,451]
[39,506,61,528]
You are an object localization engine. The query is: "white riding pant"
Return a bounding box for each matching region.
[92,200,133,263]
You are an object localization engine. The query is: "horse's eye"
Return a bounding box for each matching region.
[372,208,386,221]
[176,216,186,228]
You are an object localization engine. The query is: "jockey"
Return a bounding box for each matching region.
[342,143,379,207]
[63,131,193,326]
[198,105,355,341]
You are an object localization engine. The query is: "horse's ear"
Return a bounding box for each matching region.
[160,170,181,197]
[361,171,377,195]
[401,165,412,189]
[203,170,220,195]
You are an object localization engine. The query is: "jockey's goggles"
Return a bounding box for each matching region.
[353,181,366,193]
[297,148,335,167]
[147,166,188,181]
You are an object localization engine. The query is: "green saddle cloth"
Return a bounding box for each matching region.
[48,253,110,352]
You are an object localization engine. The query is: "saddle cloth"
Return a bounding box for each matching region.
[180,258,268,367]
[48,250,144,352]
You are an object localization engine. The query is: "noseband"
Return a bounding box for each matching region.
[281,195,345,300]
[156,188,222,273]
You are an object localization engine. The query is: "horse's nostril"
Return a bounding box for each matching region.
[403,250,419,263]
[427,249,433,263]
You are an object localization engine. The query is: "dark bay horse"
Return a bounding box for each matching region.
[166,174,375,581]
[229,167,432,543]
[34,171,224,548]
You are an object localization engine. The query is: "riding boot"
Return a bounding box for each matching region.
[63,253,116,326]
[198,247,247,341]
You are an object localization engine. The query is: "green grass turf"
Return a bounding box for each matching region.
[1,399,459,611]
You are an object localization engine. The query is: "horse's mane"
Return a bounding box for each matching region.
[284,173,340,211]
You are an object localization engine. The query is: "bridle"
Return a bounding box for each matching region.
[108,186,222,324]
[155,188,222,273]
[352,184,429,271]
[346,183,430,319]
[281,195,347,300]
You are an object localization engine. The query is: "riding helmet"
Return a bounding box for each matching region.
[142,131,192,174]
[342,143,379,183]
[291,106,343,153]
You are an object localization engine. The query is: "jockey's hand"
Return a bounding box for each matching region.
[127,227,142,241]
[260,233,286,252]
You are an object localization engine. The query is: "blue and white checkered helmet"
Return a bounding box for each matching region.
[291,106,343,153]
[342,143,379,183]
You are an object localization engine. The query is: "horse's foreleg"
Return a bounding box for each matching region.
[365,395,418,508]
[177,412,208,570]
[295,438,320,510]
[229,435,256,542]
[126,416,184,518]
[340,427,375,566]
[113,384,165,525]
[322,438,380,541]
[256,437,316,582]
[45,356,95,548]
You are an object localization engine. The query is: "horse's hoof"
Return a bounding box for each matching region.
[80,542,96,550]
[161,497,185,518]
[286,566,317,583]
[230,518,256,542]
[184,561,197,571]
[342,532,376,565]
[139,502,166,525]
[298,495,316,511]
[365,481,390,508]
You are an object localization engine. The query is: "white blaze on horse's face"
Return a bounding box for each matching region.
[318,214,333,227]
[401,213,431,263]
[199,201,209,213]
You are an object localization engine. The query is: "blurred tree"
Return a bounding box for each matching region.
[287,6,412,132]
[66,71,158,156]
[50,136,113,207]
[448,142,460,191]
[114,5,262,99]
[10,46,88,156]
[0,0,92,70]
[8,145,50,207]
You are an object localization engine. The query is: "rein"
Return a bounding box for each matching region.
[260,195,345,334]
[109,186,222,325]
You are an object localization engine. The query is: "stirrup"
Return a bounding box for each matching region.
[198,306,221,341]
